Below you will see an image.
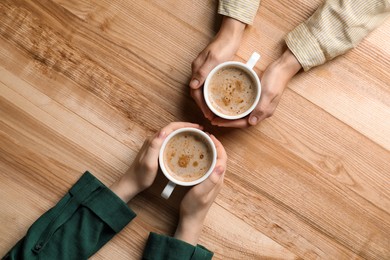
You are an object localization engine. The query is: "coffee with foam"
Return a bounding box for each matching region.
[163,131,213,182]
[208,66,256,116]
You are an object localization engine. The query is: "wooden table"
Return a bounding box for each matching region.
[1,0,389,259]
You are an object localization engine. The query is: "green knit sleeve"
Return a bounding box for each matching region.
[142,232,213,260]
[3,171,136,260]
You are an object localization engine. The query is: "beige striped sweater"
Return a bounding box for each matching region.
[218,0,390,70]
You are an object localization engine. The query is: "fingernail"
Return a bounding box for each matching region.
[190,79,199,89]
[250,116,258,125]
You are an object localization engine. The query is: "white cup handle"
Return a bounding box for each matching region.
[161,181,176,199]
[246,52,261,69]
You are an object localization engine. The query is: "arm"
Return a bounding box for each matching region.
[143,135,228,260]
[286,0,390,71]
[3,172,137,260]
[3,122,202,260]
[190,0,261,89]
[190,17,246,120]
[215,0,390,127]
[218,0,261,25]
[190,1,260,120]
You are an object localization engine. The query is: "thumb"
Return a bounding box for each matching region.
[189,78,202,89]
[190,60,219,90]
[142,130,166,163]
[248,106,268,126]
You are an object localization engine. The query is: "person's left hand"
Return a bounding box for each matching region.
[110,122,203,202]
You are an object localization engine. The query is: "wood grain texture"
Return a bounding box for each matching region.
[0,0,389,259]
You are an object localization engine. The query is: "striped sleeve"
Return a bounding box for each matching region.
[285,0,390,71]
[218,0,260,25]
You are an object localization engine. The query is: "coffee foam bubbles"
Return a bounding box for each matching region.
[163,132,212,182]
[209,66,256,116]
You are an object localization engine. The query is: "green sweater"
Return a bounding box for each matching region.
[2,171,213,260]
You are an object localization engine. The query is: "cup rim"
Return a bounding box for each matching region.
[158,127,217,186]
[203,61,261,120]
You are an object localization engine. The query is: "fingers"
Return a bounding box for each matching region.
[247,95,276,126]
[190,52,207,89]
[245,58,291,126]
[190,61,218,90]
[190,50,218,89]
[195,165,225,196]
[192,135,227,196]
[211,91,278,127]
[248,108,270,126]
[211,92,274,127]
[142,135,164,164]
[190,89,215,120]
[190,52,206,89]
[210,134,227,164]
[161,122,203,136]
[211,117,250,128]
[149,122,202,151]
[142,122,203,163]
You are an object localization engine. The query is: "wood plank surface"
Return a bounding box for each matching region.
[0,0,389,259]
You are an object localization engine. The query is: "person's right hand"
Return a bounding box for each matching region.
[190,16,246,120]
[174,135,227,245]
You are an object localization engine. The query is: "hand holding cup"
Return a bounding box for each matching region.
[159,128,217,199]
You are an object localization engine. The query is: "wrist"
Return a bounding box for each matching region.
[274,49,302,78]
[216,16,246,42]
[174,217,204,246]
[110,173,142,203]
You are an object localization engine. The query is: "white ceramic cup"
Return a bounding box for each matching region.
[203,52,261,120]
[159,128,217,199]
